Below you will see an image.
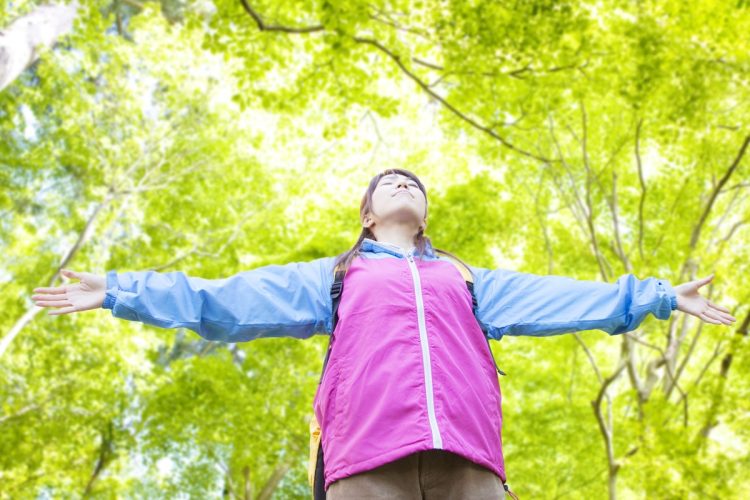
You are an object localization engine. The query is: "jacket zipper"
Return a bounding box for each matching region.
[406,252,443,449]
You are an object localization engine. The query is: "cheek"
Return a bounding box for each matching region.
[417,196,427,216]
[370,190,389,213]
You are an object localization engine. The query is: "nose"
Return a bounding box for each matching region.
[396,179,409,189]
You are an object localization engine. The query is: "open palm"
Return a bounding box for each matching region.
[674,274,735,325]
[32,270,106,315]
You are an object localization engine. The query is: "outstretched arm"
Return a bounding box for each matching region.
[471,267,734,340]
[33,258,336,342]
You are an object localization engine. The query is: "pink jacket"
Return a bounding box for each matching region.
[314,255,505,489]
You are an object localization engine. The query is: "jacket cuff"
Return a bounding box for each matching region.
[102,270,119,310]
[656,278,678,314]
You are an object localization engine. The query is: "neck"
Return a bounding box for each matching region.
[371,223,419,252]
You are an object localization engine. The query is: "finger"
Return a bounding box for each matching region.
[707,300,732,314]
[61,269,82,280]
[32,287,66,295]
[48,306,78,316]
[35,299,74,308]
[702,309,726,323]
[695,274,714,288]
[707,303,736,321]
[709,308,737,324]
[699,312,722,325]
[32,292,69,301]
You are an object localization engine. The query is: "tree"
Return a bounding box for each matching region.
[0,2,78,92]
[2,0,749,497]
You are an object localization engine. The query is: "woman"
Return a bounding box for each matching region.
[33,169,735,499]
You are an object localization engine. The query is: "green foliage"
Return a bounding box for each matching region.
[1,0,749,497]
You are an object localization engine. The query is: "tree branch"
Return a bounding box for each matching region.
[83,422,115,497]
[607,170,633,272]
[694,313,747,446]
[579,101,611,281]
[634,119,647,262]
[573,333,603,383]
[0,193,113,358]
[688,134,750,250]
[591,359,627,500]
[0,403,39,424]
[622,334,645,419]
[239,0,324,33]
[237,3,554,163]
[256,462,292,500]
[352,35,552,162]
[546,114,591,237]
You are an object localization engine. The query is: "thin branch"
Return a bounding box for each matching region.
[663,312,692,397]
[688,134,750,250]
[0,194,114,358]
[622,335,645,419]
[722,181,750,192]
[120,0,144,9]
[573,334,603,383]
[237,3,554,163]
[706,187,745,247]
[412,57,444,71]
[547,114,590,236]
[623,332,665,355]
[239,0,324,33]
[579,100,611,281]
[670,320,704,400]
[607,171,633,272]
[352,36,552,162]
[634,119,646,262]
[651,176,690,258]
[592,360,627,500]
[83,422,115,497]
[0,404,39,424]
[368,13,433,40]
[694,315,747,445]
[536,175,555,274]
[256,462,292,500]
[243,465,251,500]
[691,340,725,391]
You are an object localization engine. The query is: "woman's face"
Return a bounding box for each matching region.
[365,173,427,229]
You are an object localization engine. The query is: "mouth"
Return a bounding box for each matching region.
[393,190,414,198]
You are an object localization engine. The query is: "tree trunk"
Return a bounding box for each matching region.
[0,1,78,92]
[0,193,112,358]
[256,463,291,500]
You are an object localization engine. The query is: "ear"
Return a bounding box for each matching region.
[420,219,427,232]
[362,214,374,229]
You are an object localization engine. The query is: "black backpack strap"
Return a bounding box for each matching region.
[319,267,346,383]
[313,444,326,500]
[313,265,347,500]
[330,268,346,333]
[435,249,506,376]
[466,280,506,376]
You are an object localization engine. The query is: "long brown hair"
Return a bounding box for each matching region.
[334,169,433,271]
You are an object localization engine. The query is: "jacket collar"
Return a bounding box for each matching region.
[360,238,436,258]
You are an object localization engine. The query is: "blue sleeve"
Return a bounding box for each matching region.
[470,267,678,340]
[102,257,336,342]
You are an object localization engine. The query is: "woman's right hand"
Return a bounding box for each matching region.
[32,269,106,315]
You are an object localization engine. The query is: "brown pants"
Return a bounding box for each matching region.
[327,450,506,500]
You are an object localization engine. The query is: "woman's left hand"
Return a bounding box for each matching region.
[674,274,735,325]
